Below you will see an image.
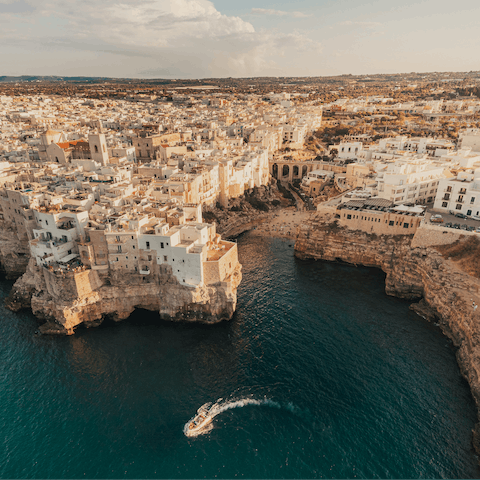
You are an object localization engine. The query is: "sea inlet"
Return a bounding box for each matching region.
[0,233,479,478]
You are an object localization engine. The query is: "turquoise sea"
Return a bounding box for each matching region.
[0,233,478,478]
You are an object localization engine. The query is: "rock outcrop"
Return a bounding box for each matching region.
[6,258,242,335]
[0,223,30,279]
[203,183,293,238]
[295,213,480,456]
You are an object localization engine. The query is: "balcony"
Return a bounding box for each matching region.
[139,268,150,275]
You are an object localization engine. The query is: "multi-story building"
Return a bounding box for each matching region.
[433,171,480,217]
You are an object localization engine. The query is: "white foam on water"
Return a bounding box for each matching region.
[183,397,287,437]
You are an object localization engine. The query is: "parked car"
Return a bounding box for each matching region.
[445,222,453,228]
[472,215,480,221]
[467,226,475,232]
[460,224,468,230]
[476,227,480,233]
[430,214,444,223]
[453,223,461,229]
[455,213,467,219]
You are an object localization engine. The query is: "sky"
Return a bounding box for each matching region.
[0,0,479,79]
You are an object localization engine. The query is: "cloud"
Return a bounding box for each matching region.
[251,7,310,18]
[0,0,33,13]
[25,0,255,48]
[208,31,322,77]
[0,0,323,77]
[338,20,381,28]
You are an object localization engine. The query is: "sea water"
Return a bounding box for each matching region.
[0,234,478,478]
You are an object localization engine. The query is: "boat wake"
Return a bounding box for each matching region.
[183,397,294,437]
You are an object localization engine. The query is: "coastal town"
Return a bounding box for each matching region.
[4,76,480,452]
[4,0,480,474]
[1,76,480,278]
[1,77,480,303]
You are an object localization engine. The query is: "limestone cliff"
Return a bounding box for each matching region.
[295,213,480,455]
[6,258,242,335]
[0,221,30,279]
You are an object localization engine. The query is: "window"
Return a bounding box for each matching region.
[389,221,394,226]
[146,241,150,249]
[456,204,462,210]
[45,220,48,225]
[403,223,409,228]
[116,235,120,241]
[117,245,122,253]
[347,214,352,219]
[94,145,98,153]
[161,242,164,249]
[471,197,475,204]
[148,255,152,261]
[164,256,167,261]
[447,186,452,192]
[442,202,448,208]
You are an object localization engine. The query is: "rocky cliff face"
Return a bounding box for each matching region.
[0,222,30,279]
[6,258,242,335]
[295,214,480,455]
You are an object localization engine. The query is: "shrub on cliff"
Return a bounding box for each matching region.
[436,236,480,278]
[246,197,269,211]
[202,211,217,222]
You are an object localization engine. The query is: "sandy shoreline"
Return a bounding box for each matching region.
[245,207,314,240]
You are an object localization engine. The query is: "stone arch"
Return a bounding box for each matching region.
[282,164,290,177]
[272,163,278,178]
[293,165,299,177]
[302,165,308,177]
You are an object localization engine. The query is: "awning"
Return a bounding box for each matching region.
[58,253,79,263]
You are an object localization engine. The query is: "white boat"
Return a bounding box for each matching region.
[187,412,213,433]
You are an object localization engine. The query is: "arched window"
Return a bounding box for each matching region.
[94,145,98,153]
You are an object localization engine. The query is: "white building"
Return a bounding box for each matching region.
[373,158,445,205]
[30,210,89,266]
[460,129,480,152]
[433,170,480,217]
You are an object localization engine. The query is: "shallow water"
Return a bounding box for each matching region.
[0,234,478,478]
